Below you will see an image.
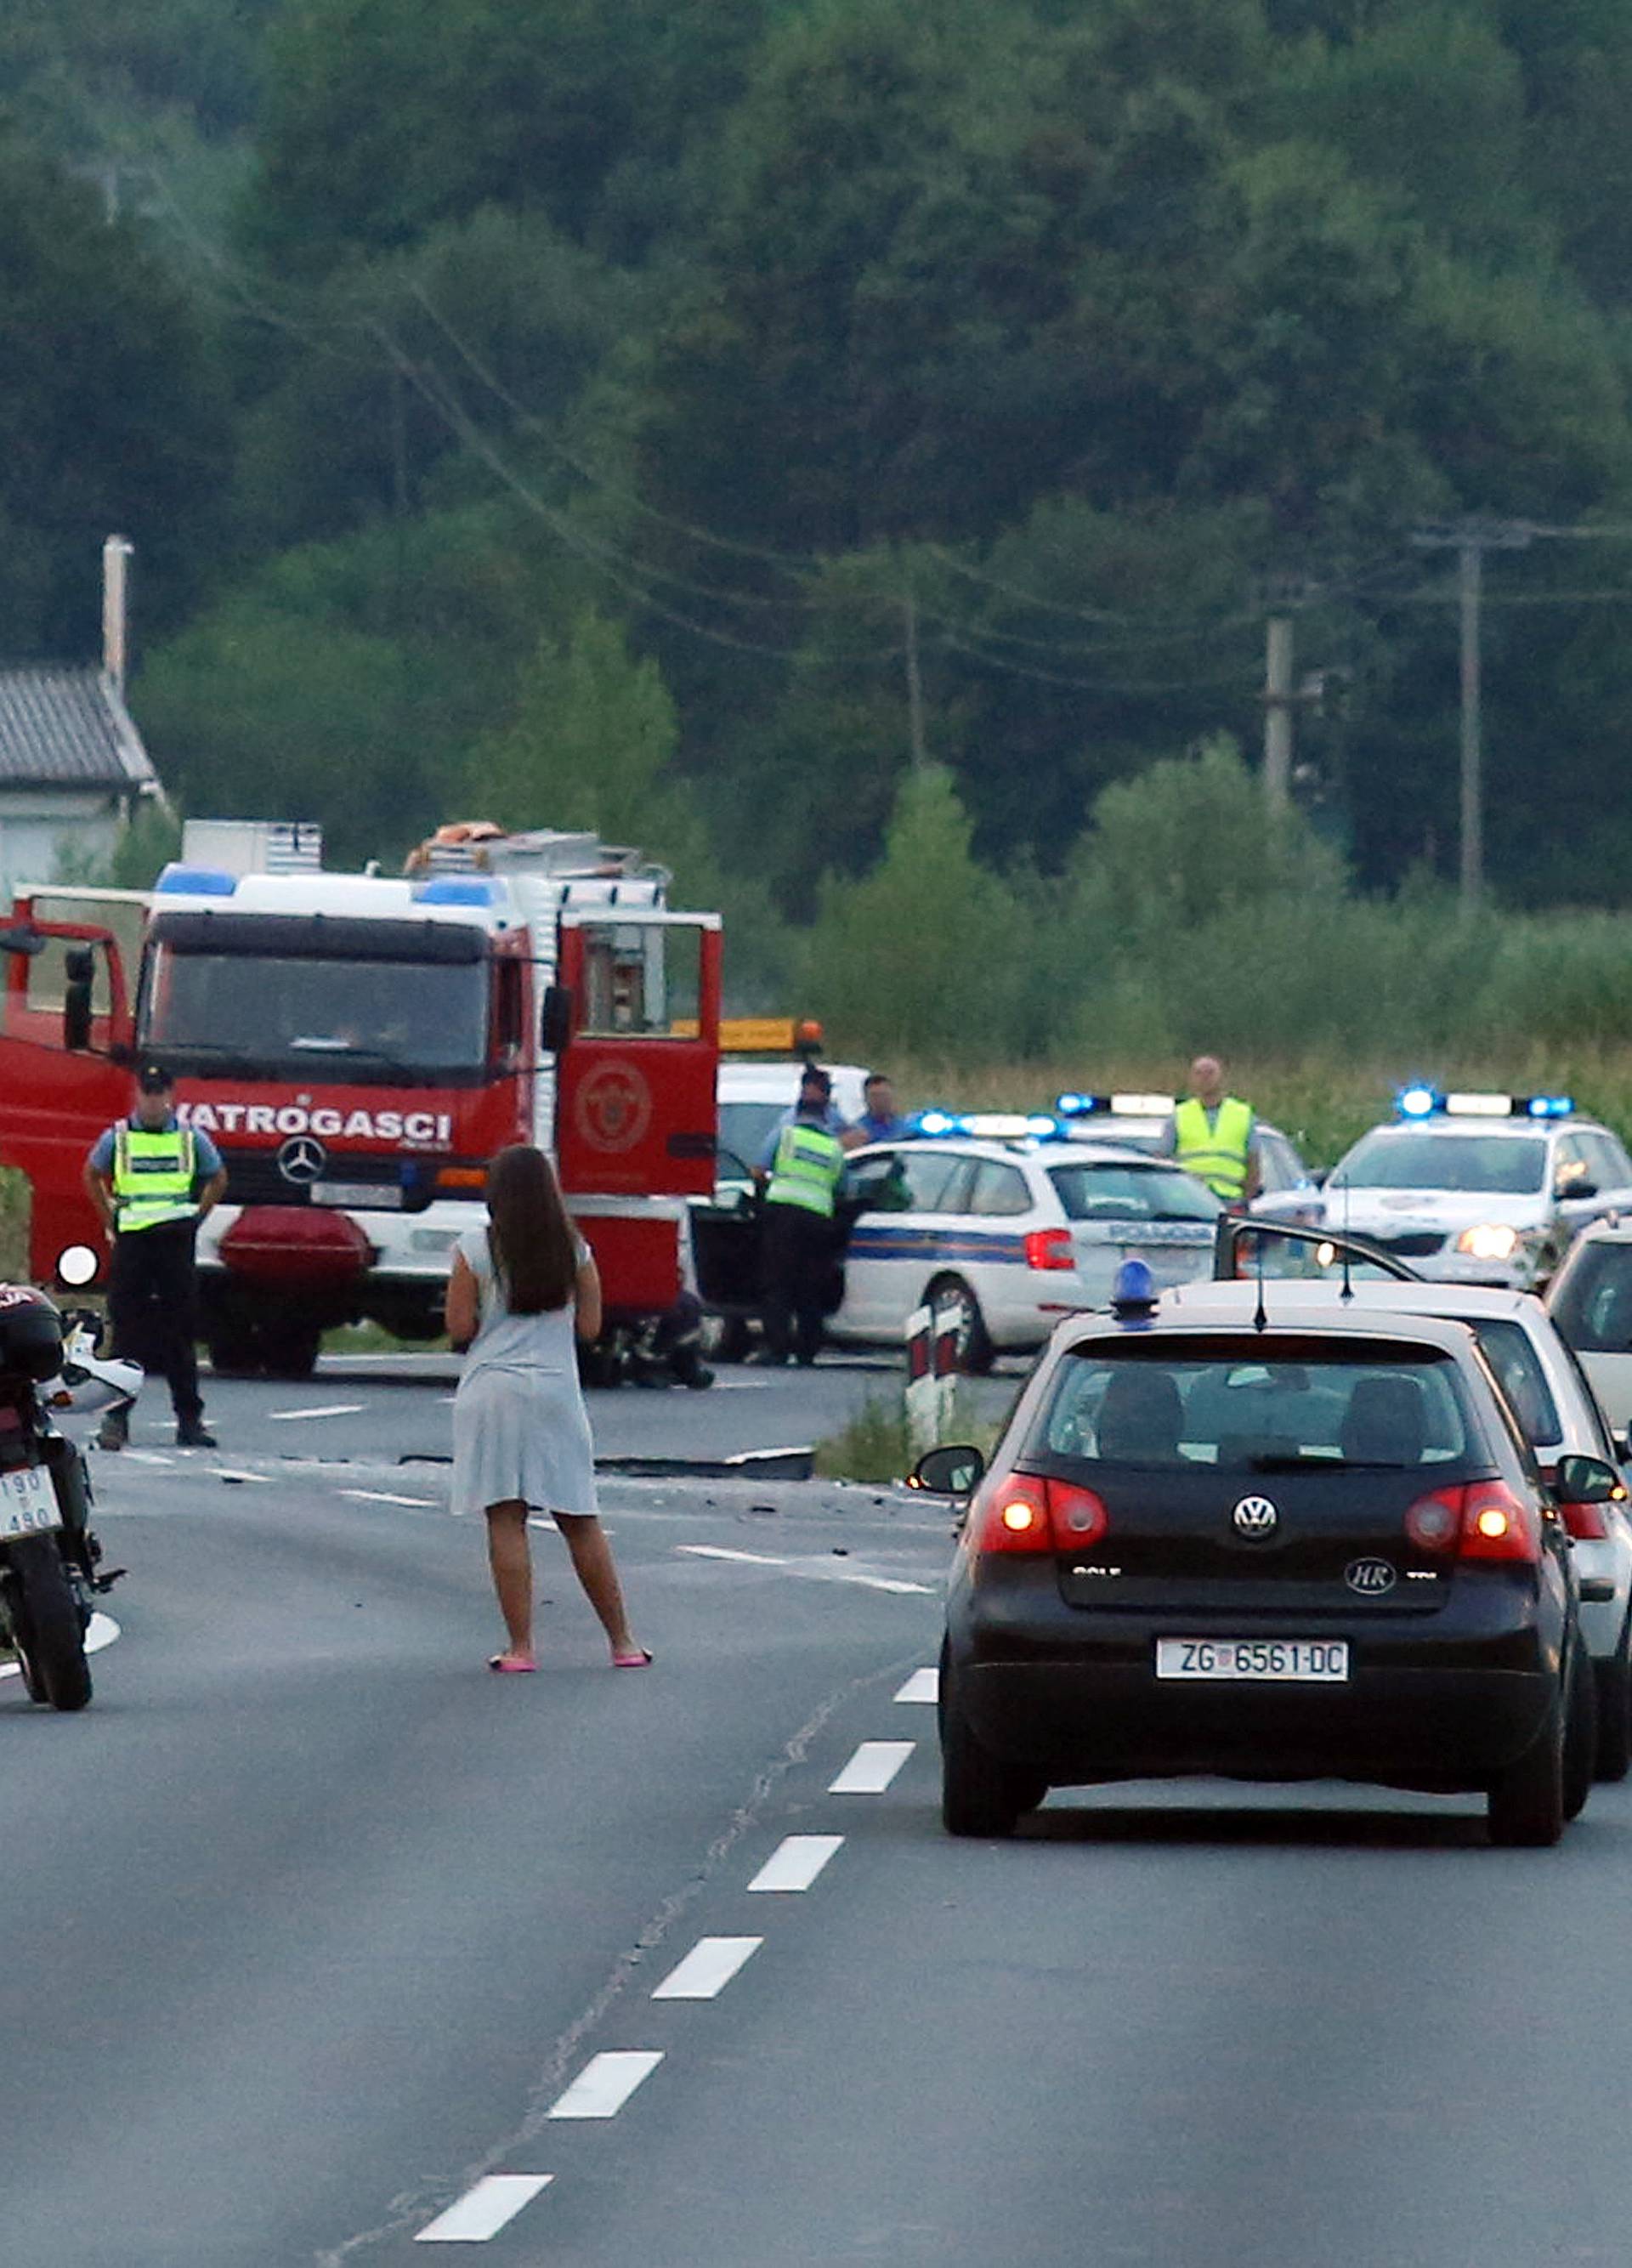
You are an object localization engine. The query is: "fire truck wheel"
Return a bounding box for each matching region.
[261,1323,323,1381]
[206,1313,265,1378]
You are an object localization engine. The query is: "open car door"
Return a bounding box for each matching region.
[0,914,135,1288]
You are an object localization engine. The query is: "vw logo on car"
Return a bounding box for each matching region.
[277,1133,327,1186]
[1231,1494,1278,1539]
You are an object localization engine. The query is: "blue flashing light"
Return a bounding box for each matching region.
[1527,1094,1574,1119]
[914,1109,962,1137]
[155,864,237,897]
[414,876,496,906]
[1397,1084,1440,1120]
[1110,1257,1159,1325]
[1055,1091,1106,1118]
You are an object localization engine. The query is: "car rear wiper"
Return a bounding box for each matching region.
[1247,1453,1411,1471]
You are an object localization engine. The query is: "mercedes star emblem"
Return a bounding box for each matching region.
[1232,1494,1279,1538]
[278,1133,327,1186]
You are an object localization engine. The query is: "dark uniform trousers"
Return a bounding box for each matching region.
[108,1220,205,1425]
[760,1202,834,1365]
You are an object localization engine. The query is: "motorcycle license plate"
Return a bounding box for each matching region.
[0,1464,59,1539]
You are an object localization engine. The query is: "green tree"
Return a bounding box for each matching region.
[802,765,1022,1061]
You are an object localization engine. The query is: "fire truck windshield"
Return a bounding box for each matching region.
[139,945,490,1086]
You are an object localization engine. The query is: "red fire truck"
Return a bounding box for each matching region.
[0,820,722,1378]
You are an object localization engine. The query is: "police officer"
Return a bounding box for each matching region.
[84,1064,228,1449]
[1161,1055,1261,1206]
[754,1066,847,1366]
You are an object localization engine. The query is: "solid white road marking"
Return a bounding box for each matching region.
[340,1489,437,1508]
[747,1834,844,1892]
[0,1611,120,1684]
[830,1740,915,1794]
[267,1404,366,1421]
[547,2050,663,2119]
[894,1666,939,1704]
[651,1936,762,2001]
[414,2174,554,2242]
[677,1543,934,1596]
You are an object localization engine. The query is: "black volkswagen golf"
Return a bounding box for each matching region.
[919,1291,1606,1846]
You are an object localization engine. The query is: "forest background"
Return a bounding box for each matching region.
[9,0,1632,1140]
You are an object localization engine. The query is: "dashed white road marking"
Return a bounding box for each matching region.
[340,1489,437,1508]
[0,1611,120,1684]
[651,1936,762,2001]
[212,1467,275,1484]
[122,1449,175,1466]
[414,2174,553,2242]
[677,1543,935,1596]
[267,1403,366,1421]
[830,1740,915,1794]
[747,1834,844,1892]
[894,1666,939,1704]
[547,2050,663,2119]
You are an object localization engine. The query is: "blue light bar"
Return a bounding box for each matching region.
[913,1109,965,1137]
[1396,1085,1440,1119]
[1527,1094,1574,1118]
[1055,1092,1105,1118]
[155,864,238,897]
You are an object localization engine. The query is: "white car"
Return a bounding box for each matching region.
[1547,1218,1632,1440]
[1164,1268,1632,1780]
[715,1057,872,1189]
[830,1131,1219,1369]
[1051,1091,1321,1221]
[1321,1090,1632,1289]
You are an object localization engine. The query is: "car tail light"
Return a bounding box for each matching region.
[1407,1481,1541,1563]
[976,1472,1108,1554]
[1024,1228,1074,1272]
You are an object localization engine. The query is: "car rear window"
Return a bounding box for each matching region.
[1047,1161,1216,1224]
[1033,1343,1482,1474]
[1551,1242,1632,1355]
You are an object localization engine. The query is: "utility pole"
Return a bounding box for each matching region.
[903,585,926,770]
[1410,518,1534,916]
[1262,610,1295,811]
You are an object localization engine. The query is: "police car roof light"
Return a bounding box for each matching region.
[155,864,238,897]
[962,1113,1035,1140]
[1396,1084,1441,1119]
[1110,1092,1176,1116]
[1054,1092,1102,1117]
[1442,1091,1514,1118]
[1527,1094,1574,1119]
[913,1109,965,1137]
[1110,1257,1159,1324]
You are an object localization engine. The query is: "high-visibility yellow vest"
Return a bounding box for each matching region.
[766,1121,845,1217]
[111,1124,199,1234]
[1173,1097,1254,1202]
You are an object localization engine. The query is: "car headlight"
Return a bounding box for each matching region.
[1456,1224,1520,1262]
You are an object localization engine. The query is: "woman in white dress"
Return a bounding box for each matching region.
[445,1145,649,1673]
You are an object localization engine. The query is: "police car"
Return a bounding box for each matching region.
[1322,1090,1632,1290]
[828,1120,1220,1369]
[1052,1092,1321,1221]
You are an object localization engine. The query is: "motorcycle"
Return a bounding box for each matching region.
[0,1290,135,1711]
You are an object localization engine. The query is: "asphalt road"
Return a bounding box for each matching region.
[8,1372,1632,2265]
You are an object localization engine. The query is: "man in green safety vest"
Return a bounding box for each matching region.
[753,1064,847,1365]
[1161,1056,1261,1206]
[83,1063,229,1449]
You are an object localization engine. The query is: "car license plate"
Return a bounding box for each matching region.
[1155,1637,1349,1683]
[0,1464,60,1539]
[311,1182,402,1210]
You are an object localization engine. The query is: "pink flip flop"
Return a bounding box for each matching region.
[612,1647,654,1670]
[489,1651,536,1674]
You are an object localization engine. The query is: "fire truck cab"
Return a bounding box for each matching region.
[0,820,722,1379]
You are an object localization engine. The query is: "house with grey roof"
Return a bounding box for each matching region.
[0,664,163,905]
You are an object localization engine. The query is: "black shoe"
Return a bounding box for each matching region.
[96,1414,128,1452]
[176,1422,217,1449]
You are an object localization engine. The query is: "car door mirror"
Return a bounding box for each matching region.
[1554,1453,1624,1505]
[910,1443,985,1495]
[1556,1176,1598,1203]
[540,984,573,1054]
[63,945,95,1052]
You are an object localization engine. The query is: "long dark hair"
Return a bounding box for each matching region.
[485,1145,577,1313]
